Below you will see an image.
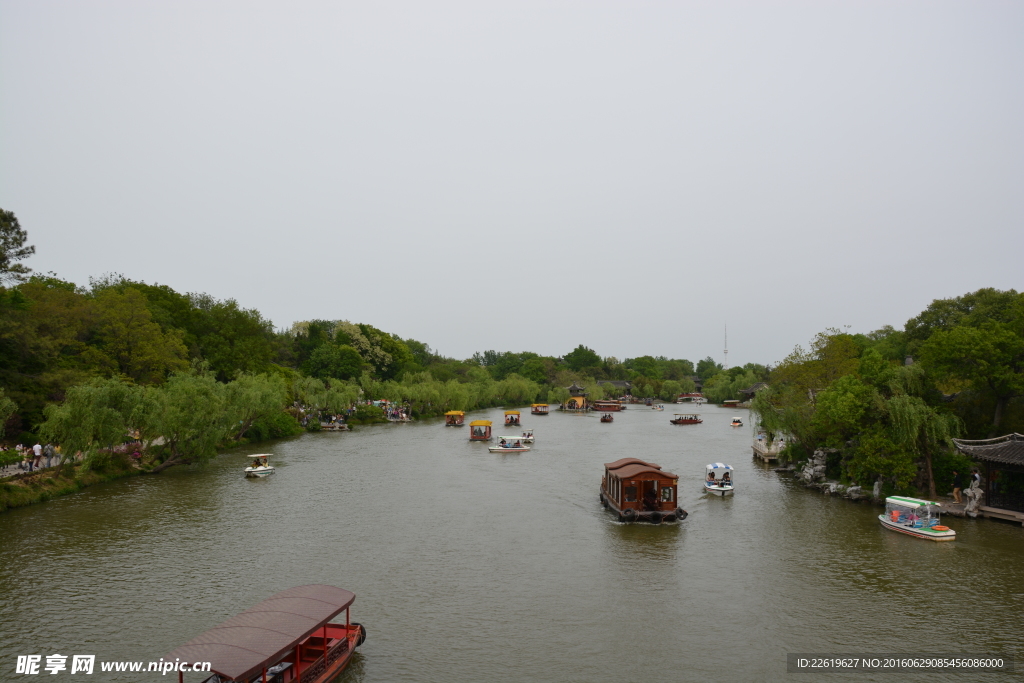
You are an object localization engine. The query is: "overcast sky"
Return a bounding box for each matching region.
[2,1,1021,367]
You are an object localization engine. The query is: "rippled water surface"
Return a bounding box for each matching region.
[2,406,1022,682]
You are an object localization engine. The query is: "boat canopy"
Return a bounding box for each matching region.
[706,463,734,470]
[505,410,520,415]
[885,496,942,509]
[674,414,699,417]
[612,463,678,480]
[163,585,355,683]
[531,404,548,408]
[605,457,661,471]
[444,410,465,416]
[469,420,492,427]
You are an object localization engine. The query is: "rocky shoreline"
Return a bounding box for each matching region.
[774,449,970,518]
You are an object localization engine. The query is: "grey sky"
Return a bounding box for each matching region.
[2,1,1021,367]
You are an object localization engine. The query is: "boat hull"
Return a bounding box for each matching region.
[878,515,955,541]
[703,483,733,495]
[244,467,275,478]
[599,491,686,523]
[488,446,530,452]
[670,419,702,425]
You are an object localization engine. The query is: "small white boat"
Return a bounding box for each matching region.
[879,496,955,541]
[730,416,743,427]
[489,437,531,453]
[519,429,535,443]
[244,454,275,478]
[703,463,734,495]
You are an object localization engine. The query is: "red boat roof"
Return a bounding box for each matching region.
[604,457,661,471]
[612,463,678,480]
[163,585,355,682]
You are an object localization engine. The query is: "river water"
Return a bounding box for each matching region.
[1,406,1021,682]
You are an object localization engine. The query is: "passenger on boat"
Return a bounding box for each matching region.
[252,459,261,469]
[707,471,716,483]
[499,438,507,446]
[514,441,521,447]
[722,472,731,485]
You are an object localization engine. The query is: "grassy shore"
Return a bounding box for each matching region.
[0,462,139,513]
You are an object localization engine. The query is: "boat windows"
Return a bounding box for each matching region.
[624,486,637,502]
[660,487,674,502]
[884,500,939,527]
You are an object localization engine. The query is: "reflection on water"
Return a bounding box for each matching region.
[1,406,1021,682]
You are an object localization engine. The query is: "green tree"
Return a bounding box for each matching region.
[0,388,17,440]
[920,320,1024,436]
[564,345,601,372]
[626,355,661,379]
[38,378,151,475]
[0,209,35,284]
[187,294,276,380]
[304,344,365,381]
[147,367,231,473]
[696,356,723,382]
[224,373,288,441]
[92,288,189,383]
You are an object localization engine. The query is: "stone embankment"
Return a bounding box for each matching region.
[776,449,969,516]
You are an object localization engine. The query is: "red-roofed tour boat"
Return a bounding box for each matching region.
[164,584,366,683]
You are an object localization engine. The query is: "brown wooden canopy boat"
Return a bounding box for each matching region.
[591,400,622,412]
[163,585,365,683]
[670,413,702,425]
[600,458,687,524]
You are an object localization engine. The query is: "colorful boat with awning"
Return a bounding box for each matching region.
[444,410,465,426]
[879,496,955,541]
[163,584,366,683]
[469,420,492,441]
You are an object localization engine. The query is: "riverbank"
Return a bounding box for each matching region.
[0,462,138,513]
[776,449,1021,526]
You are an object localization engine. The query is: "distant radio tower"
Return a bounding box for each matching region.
[724,325,729,370]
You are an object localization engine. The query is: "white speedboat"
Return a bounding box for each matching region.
[519,429,535,443]
[703,463,734,495]
[244,454,276,478]
[489,437,531,453]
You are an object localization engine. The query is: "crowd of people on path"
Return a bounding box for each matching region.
[3,442,61,473]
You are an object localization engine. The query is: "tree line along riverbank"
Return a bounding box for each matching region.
[1,208,1021,511]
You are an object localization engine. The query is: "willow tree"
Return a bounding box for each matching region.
[225,373,288,440]
[147,369,231,473]
[38,378,151,475]
[884,395,961,498]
